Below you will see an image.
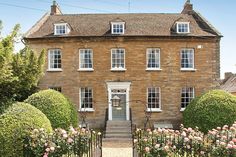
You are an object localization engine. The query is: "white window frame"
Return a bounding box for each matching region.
[47,49,62,71]
[54,23,70,35]
[176,22,190,34]
[180,48,196,71]
[79,87,94,112]
[111,22,125,34]
[146,87,162,112]
[146,48,162,71]
[78,49,94,71]
[111,48,126,71]
[180,87,195,111]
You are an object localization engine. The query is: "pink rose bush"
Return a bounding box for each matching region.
[25,126,102,157]
[134,122,236,157]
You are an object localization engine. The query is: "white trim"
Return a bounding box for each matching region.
[180,68,197,71]
[77,68,94,72]
[106,82,131,121]
[180,108,185,112]
[79,108,95,112]
[146,87,161,111]
[54,23,70,35]
[111,22,125,34]
[111,48,126,71]
[79,49,93,71]
[176,22,190,34]
[146,68,162,71]
[146,48,161,69]
[48,49,62,71]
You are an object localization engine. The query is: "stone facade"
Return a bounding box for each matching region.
[26,36,221,129]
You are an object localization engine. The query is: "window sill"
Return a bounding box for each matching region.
[77,68,94,72]
[78,109,95,112]
[180,108,185,112]
[47,69,63,72]
[110,68,126,72]
[146,68,162,71]
[180,68,197,72]
[146,109,162,112]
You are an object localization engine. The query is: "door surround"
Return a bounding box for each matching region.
[106,82,131,121]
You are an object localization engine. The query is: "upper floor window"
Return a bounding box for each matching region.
[181,87,194,111]
[146,48,161,70]
[80,87,94,112]
[48,49,62,71]
[54,23,70,35]
[176,22,190,34]
[49,86,62,92]
[111,49,125,71]
[147,87,161,112]
[181,48,194,70]
[79,49,93,71]
[111,22,125,34]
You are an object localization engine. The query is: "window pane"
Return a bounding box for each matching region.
[111,49,125,69]
[49,49,62,69]
[79,49,93,69]
[81,87,93,109]
[181,49,194,68]
[147,49,160,68]
[181,87,194,108]
[147,87,160,109]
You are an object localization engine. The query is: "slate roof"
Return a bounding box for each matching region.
[221,75,236,93]
[24,11,222,39]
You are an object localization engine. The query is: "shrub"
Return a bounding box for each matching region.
[25,89,77,128]
[0,102,52,157]
[67,98,78,127]
[183,90,236,133]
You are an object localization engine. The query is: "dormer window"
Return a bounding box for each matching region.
[54,23,70,35]
[111,22,125,34]
[176,22,190,34]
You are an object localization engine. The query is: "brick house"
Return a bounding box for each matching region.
[24,0,222,129]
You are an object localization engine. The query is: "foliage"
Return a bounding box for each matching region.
[0,102,52,157]
[0,23,45,113]
[183,90,236,133]
[26,126,102,157]
[134,123,236,157]
[67,98,79,128]
[25,89,75,129]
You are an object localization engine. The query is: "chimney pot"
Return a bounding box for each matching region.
[181,0,193,14]
[51,1,62,15]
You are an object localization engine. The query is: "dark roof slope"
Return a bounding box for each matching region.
[24,12,220,39]
[221,75,236,93]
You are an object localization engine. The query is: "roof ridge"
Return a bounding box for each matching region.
[56,13,182,16]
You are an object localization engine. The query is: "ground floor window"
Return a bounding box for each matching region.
[147,87,161,111]
[181,87,194,110]
[80,87,93,111]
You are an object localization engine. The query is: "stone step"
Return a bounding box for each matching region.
[106,129,131,134]
[105,133,132,138]
[106,120,131,126]
[102,138,133,148]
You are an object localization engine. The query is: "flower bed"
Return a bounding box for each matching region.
[134,123,236,157]
[24,126,102,157]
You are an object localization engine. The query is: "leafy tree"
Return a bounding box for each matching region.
[0,23,45,113]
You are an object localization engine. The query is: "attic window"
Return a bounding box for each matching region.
[54,23,70,35]
[111,22,125,34]
[176,22,190,34]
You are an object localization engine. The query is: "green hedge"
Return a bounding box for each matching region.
[0,102,52,157]
[67,98,79,127]
[25,89,78,128]
[183,90,236,133]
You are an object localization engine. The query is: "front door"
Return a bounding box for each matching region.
[112,94,126,120]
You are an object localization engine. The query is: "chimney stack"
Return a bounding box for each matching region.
[181,0,193,14]
[224,72,233,80]
[51,0,62,15]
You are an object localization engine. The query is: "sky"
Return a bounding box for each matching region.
[0,0,235,78]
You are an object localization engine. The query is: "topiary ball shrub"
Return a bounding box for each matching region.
[67,98,79,127]
[183,90,236,133]
[0,102,52,157]
[25,89,75,129]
